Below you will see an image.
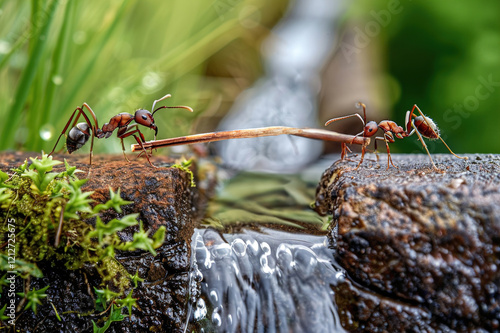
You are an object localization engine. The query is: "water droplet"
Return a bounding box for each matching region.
[39,124,54,141]
[0,40,11,54]
[52,75,63,85]
[334,271,345,281]
[212,312,222,327]
[209,289,218,302]
[194,298,207,320]
[141,72,163,92]
[193,269,203,282]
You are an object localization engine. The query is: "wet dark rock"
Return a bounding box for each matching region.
[0,152,212,333]
[315,153,500,332]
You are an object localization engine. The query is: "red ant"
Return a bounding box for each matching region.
[48,94,193,167]
[325,102,467,170]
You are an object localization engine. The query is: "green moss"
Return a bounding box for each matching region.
[0,154,165,318]
[97,257,131,292]
[171,158,196,187]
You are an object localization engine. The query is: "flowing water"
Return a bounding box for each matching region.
[186,165,347,332]
[193,0,348,326]
[189,227,346,333]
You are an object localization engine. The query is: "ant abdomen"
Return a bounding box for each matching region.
[66,123,90,153]
[413,116,440,139]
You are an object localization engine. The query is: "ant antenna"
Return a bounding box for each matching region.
[356,102,367,125]
[151,94,172,113]
[151,94,194,115]
[152,105,194,115]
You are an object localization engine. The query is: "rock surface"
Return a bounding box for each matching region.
[0,152,210,333]
[315,153,500,332]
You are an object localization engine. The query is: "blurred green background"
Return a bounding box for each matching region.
[1,0,499,157]
[0,0,287,153]
[344,0,500,154]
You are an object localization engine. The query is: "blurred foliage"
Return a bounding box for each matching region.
[345,1,500,154]
[0,0,288,154]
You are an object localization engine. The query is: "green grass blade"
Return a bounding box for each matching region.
[0,0,58,150]
[28,0,75,150]
[60,0,131,114]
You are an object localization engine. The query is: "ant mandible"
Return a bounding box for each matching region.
[48,94,193,167]
[325,102,467,170]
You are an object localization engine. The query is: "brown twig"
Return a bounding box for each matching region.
[130,126,370,152]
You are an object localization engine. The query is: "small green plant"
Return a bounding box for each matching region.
[0,304,9,322]
[172,158,196,187]
[129,269,145,288]
[0,154,165,325]
[17,285,49,315]
[92,287,138,332]
[92,304,125,333]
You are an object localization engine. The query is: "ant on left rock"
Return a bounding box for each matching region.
[325,102,467,170]
[48,94,193,167]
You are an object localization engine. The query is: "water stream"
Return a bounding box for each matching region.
[186,164,347,332]
[190,0,347,327]
[190,227,346,333]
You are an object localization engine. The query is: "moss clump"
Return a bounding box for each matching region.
[0,154,166,317]
[171,158,196,187]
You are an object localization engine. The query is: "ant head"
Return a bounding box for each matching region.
[363,121,378,137]
[135,109,158,135]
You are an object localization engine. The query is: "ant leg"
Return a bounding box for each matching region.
[340,143,357,161]
[340,143,347,160]
[436,137,468,160]
[49,104,99,166]
[120,138,132,163]
[411,125,438,170]
[74,104,99,165]
[354,144,367,170]
[411,105,468,161]
[340,142,351,160]
[405,105,418,134]
[373,136,381,164]
[375,136,398,169]
[49,107,84,156]
[384,137,397,169]
[118,126,157,168]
